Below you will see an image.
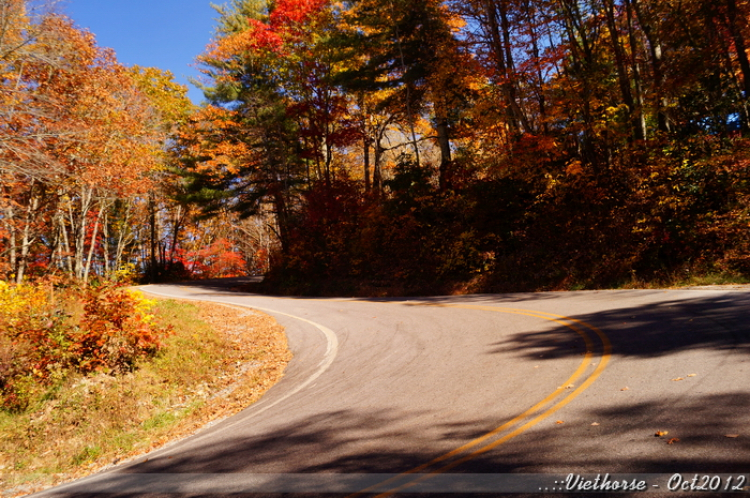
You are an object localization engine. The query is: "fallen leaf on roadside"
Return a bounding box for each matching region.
[556,420,564,424]
[655,430,669,437]
[667,438,680,444]
[621,386,629,391]
[591,422,600,426]
[672,377,684,381]
[687,374,697,377]
[725,434,740,438]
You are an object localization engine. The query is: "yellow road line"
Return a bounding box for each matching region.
[347,303,610,498]
[146,290,611,497]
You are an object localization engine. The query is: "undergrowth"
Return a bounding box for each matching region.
[0,287,290,495]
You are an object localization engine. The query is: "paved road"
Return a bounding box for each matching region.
[34,282,750,497]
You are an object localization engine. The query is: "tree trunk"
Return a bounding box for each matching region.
[560,0,599,166]
[435,106,452,191]
[2,204,17,281]
[632,0,671,133]
[83,202,105,283]
[102,211,110,277]
[625,0,647,139]
[725,0,750,130]
[271,185,290,255]
[389,0,422,166]
[522,0,547,133]
[74,186,94,280]
[17,196,39,283]
[59,204,73,273]
[603,0,641,141]
[149,195,158,282]
[169,204,185,265]
[114,202,133,272]
[360,95,371,193]
[481,0,528,133]
[373,137,383,193]
[364,134,371,192]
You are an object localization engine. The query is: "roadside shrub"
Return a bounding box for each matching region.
[0,281,171,412]
[71,284,169,374]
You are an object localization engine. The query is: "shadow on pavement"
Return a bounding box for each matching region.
[50,390,750,497]
[101,282,750,497]
[487,292,750,359]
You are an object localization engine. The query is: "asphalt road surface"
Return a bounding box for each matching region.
[32,281,750,497]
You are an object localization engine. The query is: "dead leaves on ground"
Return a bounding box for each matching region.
[672,373,697,381]
[656,431,679,445]
[654,431,742,443]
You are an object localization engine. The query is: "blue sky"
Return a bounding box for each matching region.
[64,0,220,103]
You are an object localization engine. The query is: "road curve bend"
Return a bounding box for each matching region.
[31,284,750,497]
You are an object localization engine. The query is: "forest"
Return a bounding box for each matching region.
[2,0,750,294]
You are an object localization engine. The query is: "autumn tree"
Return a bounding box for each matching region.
[0,4,185,282]
[332,0,478,189]
[127,65,194,281]
[157,0,750,292]
[181,0,363,254]
[0,0,56,281]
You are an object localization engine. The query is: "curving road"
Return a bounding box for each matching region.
[33,282,750,497]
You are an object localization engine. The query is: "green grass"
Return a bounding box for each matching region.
[675,272,750,287]
[615,270,750,290]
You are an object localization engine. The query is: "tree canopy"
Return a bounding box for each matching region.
[2,0,749,292]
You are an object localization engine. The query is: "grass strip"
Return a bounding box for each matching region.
[0,297,291,496]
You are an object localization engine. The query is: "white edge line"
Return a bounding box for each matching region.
[30,288,341,497]
[138,286,340,423]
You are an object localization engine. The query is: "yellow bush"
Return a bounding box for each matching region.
[126,289,157,325]
[0,280,50,325]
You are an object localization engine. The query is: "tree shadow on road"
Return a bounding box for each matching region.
[101,285,750,498]
[55,390,750,497]
[483,291,750,359]
[165,282,750,359]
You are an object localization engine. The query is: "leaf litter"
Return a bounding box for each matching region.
[2,298,291,497]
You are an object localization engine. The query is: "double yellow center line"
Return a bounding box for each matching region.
[349,303,612,497]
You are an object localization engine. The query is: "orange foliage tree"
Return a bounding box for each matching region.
[177,0,363,253]
[0,2,190,282]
